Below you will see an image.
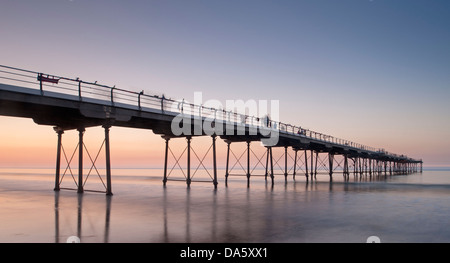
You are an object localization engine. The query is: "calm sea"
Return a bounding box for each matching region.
[0,167,449,243]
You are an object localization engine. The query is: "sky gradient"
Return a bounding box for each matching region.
[1,0,449,167]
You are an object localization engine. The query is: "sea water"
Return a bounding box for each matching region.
[0,168,449,243]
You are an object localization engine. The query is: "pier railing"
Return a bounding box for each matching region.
[0,65,412,160]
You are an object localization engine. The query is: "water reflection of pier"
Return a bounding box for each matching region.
[54,192,111,243]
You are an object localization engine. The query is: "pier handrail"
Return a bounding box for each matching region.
[0,65,413,160]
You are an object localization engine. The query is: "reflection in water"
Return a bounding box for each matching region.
[52,178,385,243]
[54,192,112,243]
[1,169,448,243]
[54,180,316,243]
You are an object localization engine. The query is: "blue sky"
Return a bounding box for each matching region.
[1,0,450,166]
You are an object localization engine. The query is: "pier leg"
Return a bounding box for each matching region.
[342,155,346,179]
[163,137,170,186]
[54,127,64,191]
[186,137,192,187]
[328,153,334,181]
[246,141,251,188]
[225,141,230,186]
[375,160,378,176]
[270,147,274,185]
[305,150,309,181]
[359,157,363,177]
[372,160,375,177]
[103,125,113,195]
[384,161,387,177]
[293,149,298,181]
[77,128,85,194]
[314,151,318,180]
[376,160,380,176]
[265,147,269,181]
[364,158,367,176]
[343,154,348,180]
[310,150,314,180]
[380,160,383,175]
[284,146,288,182]
[212,136,218,189]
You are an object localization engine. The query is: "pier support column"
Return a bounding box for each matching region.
[328,153,334,181]
[225,141,230,186]
[265,147,269,181]
[305,150,309,181]
[162,137,170,186]
[284,146,288,182]
[384,161,387,178]
[310,150,314,180]
[364,158,368,176]
[53,127,64,191]
[77,128,85,194]
[314,151,318,180]
[186,136,192,187]
[103,124,113,195]
[212,135,218,189]
[269,147,274,185]
[343,154,348,179]
[293,149,298,180]
[359,157,363,177]
[246,141,251,188]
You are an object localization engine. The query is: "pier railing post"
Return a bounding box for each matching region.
[38,73,43,95]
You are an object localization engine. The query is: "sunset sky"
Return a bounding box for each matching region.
[1,0,449,168]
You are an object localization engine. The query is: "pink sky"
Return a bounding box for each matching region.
[1,1,449,168]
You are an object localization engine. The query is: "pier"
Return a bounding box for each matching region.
[0,65,422,195]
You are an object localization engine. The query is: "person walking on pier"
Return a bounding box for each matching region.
[263,114,271,128]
